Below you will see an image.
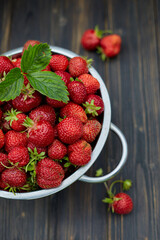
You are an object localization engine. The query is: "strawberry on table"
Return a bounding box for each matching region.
[78,73,100,95]
[50,54,69,71]
[67,79,87,104]
[5,130,28,153]
[5,108,27,132]
[8,146,29,167]
[0,153,9,173]
[83,94,104,116]
[68,56,92,77]
[0,129,5,149]
[82,119,101,143]
[48,139,67,160]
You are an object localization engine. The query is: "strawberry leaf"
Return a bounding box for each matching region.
[0,68,24,101]
[27,71,69,103]
[21,43,51,73]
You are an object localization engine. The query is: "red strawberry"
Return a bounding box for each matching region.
[29,104,56,126]
[0,108,2,120]
[36,157,65,188]
[67,80,87,104]
[68,139,92,166]
[12,58,21,68]
[8,146,29,167]
[12,90,42,113]
[27,141,47,154]
[68,56,91,77]
[0,129,5,149]
[23,40,41,53]
[55,71,71,86]
[83,94,104,116]
[78,73,100,94]
[50,54,69,71]
[5,108,27,132]
[5,130,28,152]
[112,193,133,215]
[82,119,101,143]
[48,139,67,160]
[100,34,122,59]
[60,102,87,123]
[1,167,27,187]
[0,56,14,76]
[57,116,83,144]
[0,153,9,173]
[46,97,67,108]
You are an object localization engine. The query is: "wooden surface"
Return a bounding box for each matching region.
[0,0,160,239]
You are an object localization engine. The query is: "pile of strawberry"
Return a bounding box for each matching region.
[0,40,104,193]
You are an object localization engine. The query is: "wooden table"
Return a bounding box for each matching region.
[0,0,159,239]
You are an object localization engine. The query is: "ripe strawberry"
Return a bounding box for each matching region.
[60,102,87,123]
[36,157,65,188]
[99,34,122,59]
[50,54,69,71]
[0,153,9,173]
[0,129,5,149]
[29,104,56,126]
[46,97,67,108]
[5,108,27,132]
[82,119,101,143]
[57,116,83,144]
[68,57,92,77]
[23,40,40,53]
[27,141,47,154]
[1,167,27,187]
[78,73,100,94]
[24,118,55,147]
[0,56,14,77]
[55,71,71,86]
[8,146,29,167]
[67,80,87,104]
[5,130,28,152]
[68,139,92,166]
[48,139,67,160]
[12,90,42,113]
[112,193,133,215]
[83,94,104,116]
[12,57,21,68]
[0,108,2,120]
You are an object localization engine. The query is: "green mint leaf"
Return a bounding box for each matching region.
[0,68,24,101]
[27,71,69,103]
[21,43,51,73]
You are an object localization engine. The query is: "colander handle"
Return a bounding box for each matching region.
[79,123,128,183]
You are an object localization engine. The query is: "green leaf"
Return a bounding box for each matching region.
[95,168,103,177]
[0,68,24,101]
[21,43,51,73]
[27,71,69,103]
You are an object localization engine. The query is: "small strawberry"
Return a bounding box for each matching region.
[60,102,87,123]
[0,129,5,149]
[82,119,101,143]
[0,108,2,121]
[50,54,69,71]
[48,139,67,160]
[78,73,100,94]
[67,79,87,104]
[5,130,28,152]
[68,139,92,166]
[0,153,9,173]
[27,142,47,154]
[68,56,92,77]
[0,56,14,77]
[55,71,71,86]
[57,116,83,144]
[36,157,65,188]
[23,40,41,53]
[12,58,21,68]
[5,108,27,132]
[8,146,29,167]
[29,104,56,126]
[46,97,67,108]
[83,94,104,116]
[111,193,133,215]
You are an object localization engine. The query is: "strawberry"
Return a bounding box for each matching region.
[0,108,2,121]
[5,108,27,132]
[29,104,56,126]
[23,40,41,53]
[57,116,83,144]
[0,56,14,77]
[36,157,65,188]
[5,130,28,152]
[78,73,100,94]
[68,57,92,77]
[67,80,87,104]
[0,153,9,173]
[24,118,55,147]
[111,193,133,215]
[46,97,67,108]
[1,167,27,188]
[12,57,21,68]
[60,102,87,123]
[48,139,67,160]
[50,54,69,71]
[8,146,29,167]
[27,142,47,154]
[68,139,92,166]
[83,94,104,116]
[0,129,5,149]
[55,71,71,86]
[82,119,101,143]
[99,34,122,59]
